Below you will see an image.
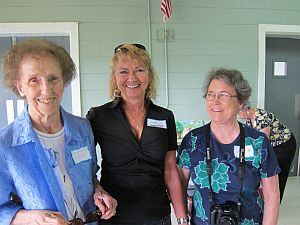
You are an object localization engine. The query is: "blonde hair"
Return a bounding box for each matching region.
[108,44,158,100]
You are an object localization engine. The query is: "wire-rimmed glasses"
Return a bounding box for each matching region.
[205,92,237,102]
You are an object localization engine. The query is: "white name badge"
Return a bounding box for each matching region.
[245,145,255,158]
[234,145,255,159]
[147,118,167,129]
[234,146,240,158]
[71,146,92,164]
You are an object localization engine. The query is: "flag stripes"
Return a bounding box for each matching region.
[161,0,172,21]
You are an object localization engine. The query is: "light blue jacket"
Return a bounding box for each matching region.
[0,106,99,224]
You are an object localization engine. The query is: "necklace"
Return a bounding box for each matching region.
[125,107,146,131]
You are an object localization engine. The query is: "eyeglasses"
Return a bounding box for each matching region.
[114,43,146,53]
[69,210,102,225]
[205,92,237,102]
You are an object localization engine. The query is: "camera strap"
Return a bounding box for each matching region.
[205,122,245,205]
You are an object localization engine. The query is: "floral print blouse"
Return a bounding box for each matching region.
[246,108,291,147]
[177,124,280,225]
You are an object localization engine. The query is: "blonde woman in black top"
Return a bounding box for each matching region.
[87,44,187,225]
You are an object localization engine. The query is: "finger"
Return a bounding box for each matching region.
[102,195,117,210]
[101,208,117,220]
[100,196,111,210]
[44,212,58,222]
[94,197,108,215]
[45,211,67,224]
[102,199,117,219]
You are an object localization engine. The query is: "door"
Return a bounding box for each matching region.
[265,37,300,176]
[0,36,72,128]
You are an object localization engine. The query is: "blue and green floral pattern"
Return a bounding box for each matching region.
[245,136,264,168]
[194,159,230,192]
[193,189,208,221]
[240,218,259,225]
[178,149,191,167]
[177,124,280,225]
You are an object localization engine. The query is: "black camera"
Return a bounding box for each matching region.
[210,201,240,225]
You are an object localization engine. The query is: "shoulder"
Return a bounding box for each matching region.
[256,108,273,118]
[243,124,269,144]
[0,121,33,154]
[0,110,32,148]
[61,108,92,133]
[243,123,264,136]
[148,101,174,118]
[0,123,14,148]
[86,101,117,119]
[181,125,206,145]
[190,125,207,137]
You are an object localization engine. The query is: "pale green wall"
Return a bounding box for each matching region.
[1,0,300,120]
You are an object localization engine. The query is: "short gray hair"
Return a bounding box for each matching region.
[203,67,252,104]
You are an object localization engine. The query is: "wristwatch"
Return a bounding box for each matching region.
[177,217,189,224]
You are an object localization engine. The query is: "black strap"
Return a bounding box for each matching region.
[249,119,254,128]
[205,122,245,205]
[205,123,213,203]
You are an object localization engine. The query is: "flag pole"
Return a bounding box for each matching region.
[161,0,172,108]
[164,19,169,108]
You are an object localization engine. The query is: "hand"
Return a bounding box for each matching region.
[93,191,118,220]
[11,210,69,225]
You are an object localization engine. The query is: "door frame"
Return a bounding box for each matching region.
[258,24,300,108]
[0,22,81,116]
[258,24,300,175]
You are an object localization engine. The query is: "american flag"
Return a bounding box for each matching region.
[161,0,172,21]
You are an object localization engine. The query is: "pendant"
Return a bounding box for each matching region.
[136,125,140,131]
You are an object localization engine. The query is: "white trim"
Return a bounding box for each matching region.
[0,22,81,116]
[258,24,300,109]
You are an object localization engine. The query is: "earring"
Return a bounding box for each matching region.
[146,86,151,93]
[113,88,121,98]
[145,86,151,98]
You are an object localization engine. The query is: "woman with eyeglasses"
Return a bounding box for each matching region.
[0,39,117,225]
[86,44,187,225]
[177,68,280,225]
[239,105,296,202]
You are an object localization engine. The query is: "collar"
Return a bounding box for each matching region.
[60,107,84,143]
[109,97,154,110]
[11,105,82,147]
[11,105,37,146]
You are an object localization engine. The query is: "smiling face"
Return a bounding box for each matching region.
[16,54,64,120]
[206,79,243,126]
[114,55,149,102]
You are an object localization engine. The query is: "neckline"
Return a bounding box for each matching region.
[34,127,65,138]
[125,109,146,131]
[211,131,240,145]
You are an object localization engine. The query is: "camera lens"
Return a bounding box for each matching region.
[218,216,237,225]
[211,201,239,225]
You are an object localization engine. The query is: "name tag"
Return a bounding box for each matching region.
[71,146,91,164]
[147,118,167,129]
[245,145,254,158]
[234,145,254,159]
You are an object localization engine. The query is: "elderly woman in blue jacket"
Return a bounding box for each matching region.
[0,39,117,225]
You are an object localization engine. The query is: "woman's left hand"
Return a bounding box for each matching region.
[11,210,69,225]
[93,191,118,220]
